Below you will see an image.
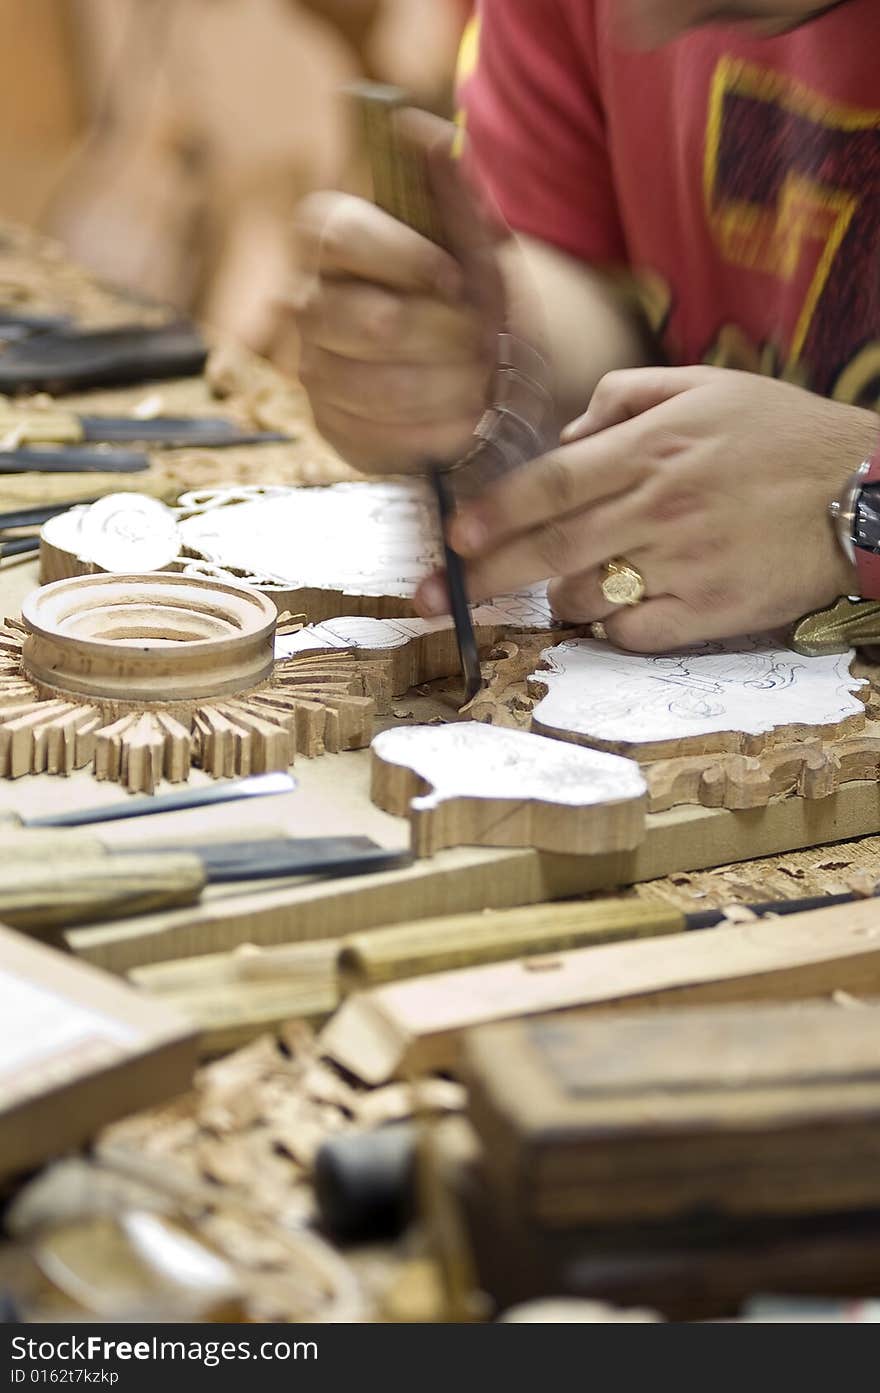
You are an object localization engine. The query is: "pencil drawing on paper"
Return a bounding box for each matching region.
[529,636,867,751]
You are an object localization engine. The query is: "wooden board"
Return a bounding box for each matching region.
[0,922,197,1185]
[370,722,648,856]
[463,1001,880,1229]
[319,897,880,1083]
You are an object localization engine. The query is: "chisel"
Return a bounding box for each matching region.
[0,311,72,341]
[355,83,483,703]
[0,771,298,830]
[0,536,39,560]
[0,833,412,935]
[0,320,208,394]
[337,888,880,990]
[0,411,288,450]
[0,500,101,530]
[0,448,149,474]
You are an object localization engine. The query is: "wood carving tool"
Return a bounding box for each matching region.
[0,321,208,394]
[0,536,39,559]
[355,82,482,702]
[0,310,72,341]
[337,887,880,990]
[2,771,298,829]
[0,448,149,473]
[0,500,101,530]
[0,835,412,935]
[0,409,288,450]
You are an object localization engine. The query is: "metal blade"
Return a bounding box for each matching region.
[0,500,100,530]
[0,448,149,474]
[132,836,412,882]
[431,465,482,702]
[0,312,72,341]
[23,772,298,829]
[79,416,289,448]
[0,536,39,559]
[0,321,208,394]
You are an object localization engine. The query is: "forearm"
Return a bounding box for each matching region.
[502,235,656,434]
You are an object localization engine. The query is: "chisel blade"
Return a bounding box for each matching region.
[22,772,298,829]
[133,836,412,882]
[431,464,482,702]
[78,416,290,448]
[0,447,149,474]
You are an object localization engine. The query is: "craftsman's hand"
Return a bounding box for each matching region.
[415,366,880,651]
[293,114,504,473]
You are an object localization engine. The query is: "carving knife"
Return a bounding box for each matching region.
[355,82,483,702]
[2,771,299,829]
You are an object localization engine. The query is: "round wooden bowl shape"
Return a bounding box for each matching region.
[21,573,278,706]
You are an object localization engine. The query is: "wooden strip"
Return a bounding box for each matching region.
[320,898,880,1084]
[130,940,341,1056]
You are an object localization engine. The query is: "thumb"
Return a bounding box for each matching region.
[562,365,722,443]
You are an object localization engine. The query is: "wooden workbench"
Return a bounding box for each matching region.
[4,220,880,1324]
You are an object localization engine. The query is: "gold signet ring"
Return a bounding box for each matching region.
[600,558,646,607]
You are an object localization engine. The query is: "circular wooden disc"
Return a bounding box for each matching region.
[21,573,278,706]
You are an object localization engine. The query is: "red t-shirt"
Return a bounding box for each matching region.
[460,0,880,408]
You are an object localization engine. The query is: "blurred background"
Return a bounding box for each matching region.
[0,0,469,365]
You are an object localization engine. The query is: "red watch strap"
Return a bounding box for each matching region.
[855,433,880,598]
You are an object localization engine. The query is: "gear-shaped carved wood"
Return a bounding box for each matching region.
[0,573,383,794]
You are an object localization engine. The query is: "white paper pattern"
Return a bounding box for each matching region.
[372,721,647,811]
[531,636,866,746]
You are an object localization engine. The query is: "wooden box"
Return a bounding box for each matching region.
[463,1000,880,1229]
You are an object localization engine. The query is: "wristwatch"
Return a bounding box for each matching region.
[830,433,880,597]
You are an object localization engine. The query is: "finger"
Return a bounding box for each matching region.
[299,345,489,426]
[603,595,713,653]
[311,401,478,474]
[562,365,723,442]
[547,570,628,623]
[295,192,463,298]
[459,495,653,606]
[449,426,652,558]
[413,569,450,620]
[295,281,484,364]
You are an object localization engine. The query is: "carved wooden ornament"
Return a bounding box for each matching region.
[530,637,867,759]
[0,574,381,793]
[371,721,647,857]
[527,636,880,813]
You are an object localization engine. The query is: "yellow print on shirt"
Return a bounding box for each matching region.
[702,56,880,407]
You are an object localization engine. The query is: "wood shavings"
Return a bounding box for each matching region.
[842,870,879,899]
[355,1080,466,1130]
[832,990,867,1009]
[721,905,759,924]
[132,393,164,419]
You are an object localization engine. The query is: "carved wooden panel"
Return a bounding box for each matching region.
[371,721,647,857]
